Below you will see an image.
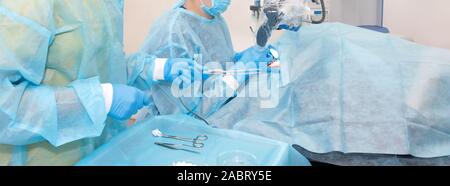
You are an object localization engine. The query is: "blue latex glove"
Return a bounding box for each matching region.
[108,84,150,121]
[163,58,205,88]
[234,45,278,67]
[226,45,280,86]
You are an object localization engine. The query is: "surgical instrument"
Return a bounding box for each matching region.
[152,129,208,148]
[203,69,264,76]
[154,142,201,154]
[203,47,281,76]
[255,0,326,47]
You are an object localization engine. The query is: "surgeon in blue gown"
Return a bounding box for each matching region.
[140,0,276,119]
[0,0,199,165]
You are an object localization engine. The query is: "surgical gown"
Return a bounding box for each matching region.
[0,0,155,165]
[208,23,450,164]
[140,7,236,118]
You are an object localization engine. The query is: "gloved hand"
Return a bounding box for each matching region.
[163,58,205,88]
[108,84,150,121]
[234,45,278,67]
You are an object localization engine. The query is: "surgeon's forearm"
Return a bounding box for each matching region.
[0,77,108,147]
[126,52,159,89]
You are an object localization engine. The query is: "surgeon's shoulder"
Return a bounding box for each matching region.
[160,8,185,21]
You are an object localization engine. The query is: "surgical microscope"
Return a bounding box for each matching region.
[251,0,327,48]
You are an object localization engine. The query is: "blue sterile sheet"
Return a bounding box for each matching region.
[76,115,310,166]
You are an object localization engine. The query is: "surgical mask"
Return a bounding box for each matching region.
[200,0,231,17]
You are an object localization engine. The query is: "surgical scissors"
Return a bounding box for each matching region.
[167,134,208,148]
[152,129,208,148]
[186,136,207,148]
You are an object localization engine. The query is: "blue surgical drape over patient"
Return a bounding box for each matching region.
[208,23,450,159]
[0,0,151,165]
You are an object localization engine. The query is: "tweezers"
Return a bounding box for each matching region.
[154,142,200,154]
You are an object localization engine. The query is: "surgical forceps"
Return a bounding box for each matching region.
[154,142,201,154]
[166,134,208,148]
[203,69,264,76]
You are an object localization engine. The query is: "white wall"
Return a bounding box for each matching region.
[124,0,177,54]
[384,0,450,49]
[328,0,381,26]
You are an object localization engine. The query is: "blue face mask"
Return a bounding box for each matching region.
[201,0,231,17]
